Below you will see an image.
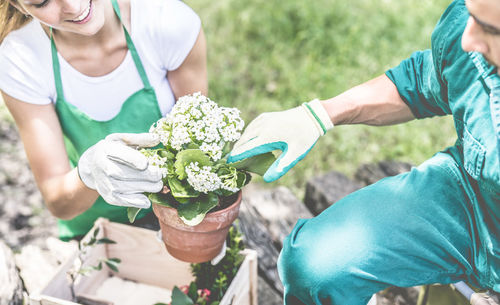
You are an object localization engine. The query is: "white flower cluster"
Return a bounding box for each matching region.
[150,92,244,161]
[185,162,241,194]
[148,154,168,178]
[140,149,169,178]
[185,162,222,194]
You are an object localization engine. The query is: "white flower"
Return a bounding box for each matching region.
[200,142,223,161]
[146,92,247,196]
[185,162,222,193]
[143,153,168,178]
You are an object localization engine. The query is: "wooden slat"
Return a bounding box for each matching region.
[34,219,257,305]
[219,249,258,305]
[244,249,258,305]
[103,221,194,289]
[220,258,249,305]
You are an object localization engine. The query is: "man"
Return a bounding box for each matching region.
[228,0,500,304]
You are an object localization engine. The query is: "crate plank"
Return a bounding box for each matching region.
[33,219,257,305]
[102,220,194,289]
[219,249,257,305]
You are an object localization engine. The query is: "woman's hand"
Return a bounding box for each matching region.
[78,133,163,209]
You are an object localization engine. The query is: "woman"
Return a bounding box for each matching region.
[0,0,207,240]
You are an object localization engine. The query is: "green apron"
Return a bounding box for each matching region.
[51,0,162,240]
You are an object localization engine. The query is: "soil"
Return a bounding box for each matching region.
[0,120,57,251]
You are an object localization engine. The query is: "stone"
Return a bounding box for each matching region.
[0,240,25,305]
[14,245,60,294]
[242,186,312,248]
[304,171,363,215]
[258,275,283,305]
[355,161,413,186]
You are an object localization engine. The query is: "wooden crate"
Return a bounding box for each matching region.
[30,218,258,305]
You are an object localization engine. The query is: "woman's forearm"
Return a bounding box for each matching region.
[321,74,415,126]
[39,168,99,220]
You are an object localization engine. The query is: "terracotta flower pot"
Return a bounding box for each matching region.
[152,191,242,263]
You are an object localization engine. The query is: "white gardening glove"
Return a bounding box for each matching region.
[471,293,500,305]
[228,99,333,182]
[78,133,163,209]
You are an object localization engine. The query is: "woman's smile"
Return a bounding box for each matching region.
[67,0,92,24]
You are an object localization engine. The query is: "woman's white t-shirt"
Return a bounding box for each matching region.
[0,0,201,121]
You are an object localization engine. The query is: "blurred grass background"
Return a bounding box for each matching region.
[186,0,457,198]
[0,0,458,199]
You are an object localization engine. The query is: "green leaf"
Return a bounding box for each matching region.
[168,176,199,199]
[148,192,175,207]
[93,262,102,271]
[178,193,219,226]
[229,152,276,176]
[97,238,116,245]
[236,172,252,188]
[108,258,121,263]
[222,141,232,156]
[93,227,100,238]
[174,149,211,180]
[171,286,194,305]
[187,282,198,301]
[77,267,94,276]
[127,207,142,223]
[186,143,200,150]
[105,260,119,272]
[87,237,97,246]
[159,150,175,159]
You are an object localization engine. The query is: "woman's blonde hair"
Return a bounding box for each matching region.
[0,1,31,44]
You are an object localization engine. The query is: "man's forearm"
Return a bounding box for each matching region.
[321,74,415,126]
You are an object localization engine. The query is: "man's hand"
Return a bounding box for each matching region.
[78,133,163,209]
[228,99,333,182]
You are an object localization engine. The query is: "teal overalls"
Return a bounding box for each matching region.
[277,1,500,304]
[51,0,162,240]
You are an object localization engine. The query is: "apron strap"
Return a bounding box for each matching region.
[110,0,152,89]
[49,0,153,100]
[50,28,66,101]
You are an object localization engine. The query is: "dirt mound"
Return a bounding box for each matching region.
[0,120,57,250]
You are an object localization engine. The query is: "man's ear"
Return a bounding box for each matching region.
[8,0,29,16]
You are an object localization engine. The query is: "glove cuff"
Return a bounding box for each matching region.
[303,99,334,136]
[77,149,97,190]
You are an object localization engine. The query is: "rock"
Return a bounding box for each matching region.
[376,286,420,305]
[242,186,312,248]
[355,161,413,186]
[238,199,283,295]
[238,185,317,296]
[304,171,363,215]
[258,275,282,305]
[0,240,25,305]
[14,245,61,294]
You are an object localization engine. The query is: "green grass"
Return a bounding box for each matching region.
[186,0,457,198]
[0,0,457,199]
